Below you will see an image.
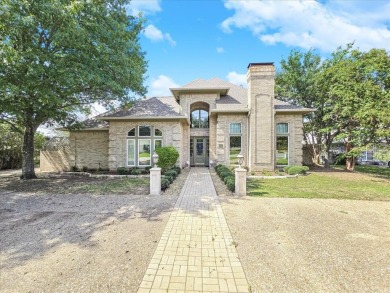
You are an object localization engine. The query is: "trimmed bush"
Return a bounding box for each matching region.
[172,166,181,174]
[283,166,291,173]
[82,166,88,172]
[225,177,235,192]
[215,164,235,192]
[130,167,142,175]
[165,169,178,179]
[117,167,128,175]
[287,165,309,175]
[156,146,179,172]
[161,177,170,190]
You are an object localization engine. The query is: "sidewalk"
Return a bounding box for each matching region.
[137,167,249,293]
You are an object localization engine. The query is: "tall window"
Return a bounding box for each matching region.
[126,126,163,167]
[191,109,209,128]
[229,123,242,165]
[276,123,289,165]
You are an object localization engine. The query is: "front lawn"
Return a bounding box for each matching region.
[248,170,390,201]
[334,164,390,178]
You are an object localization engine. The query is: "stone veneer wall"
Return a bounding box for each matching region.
[179,93,218,165]
[108,120,184,171]
[247,64,275,171]
[40,150,71,172]
[215,114,248,166]
[275,114,304,166]
[69,131,109,170]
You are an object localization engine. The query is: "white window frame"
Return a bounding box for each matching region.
[229,122,242,134]
[276,123,290,166]
[126,139,136,166]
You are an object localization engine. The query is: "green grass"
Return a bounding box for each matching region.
[338,165,390,178]
[248,172,390,201]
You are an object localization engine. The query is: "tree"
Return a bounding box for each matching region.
[322,46,390,170]
[275,49,328,165]
[0,0,147,179]
[0,124,45,169]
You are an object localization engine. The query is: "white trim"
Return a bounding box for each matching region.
[126,139,136,167]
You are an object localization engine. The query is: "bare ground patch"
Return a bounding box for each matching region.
[0,170,188,293]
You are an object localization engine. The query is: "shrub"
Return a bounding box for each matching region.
[82,166,89,172]
[287,166,309,175]
[225,177,235,192]
[161,177,170,190]
[224,175,234,184]
[215,164,235,192]
[165,169,178,179]
[164,174,174,184]
[117,167,128,175]
[283,166,291,173]
[156,146,179,172]
[130,167,142,175]
[172,166,181,174]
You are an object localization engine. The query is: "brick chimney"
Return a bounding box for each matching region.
[247,63,275,171]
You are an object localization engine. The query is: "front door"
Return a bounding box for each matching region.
[190,137,209,166]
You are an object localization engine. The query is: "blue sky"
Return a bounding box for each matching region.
[127,0,390,97]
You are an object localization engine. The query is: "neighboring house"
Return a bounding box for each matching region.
[40,63,313,172]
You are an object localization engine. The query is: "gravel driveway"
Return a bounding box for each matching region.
[0,170,187,293]
[220,196,390,293]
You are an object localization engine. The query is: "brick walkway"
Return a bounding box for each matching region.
[137,168,249,293]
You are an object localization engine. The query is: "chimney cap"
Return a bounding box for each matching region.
[247,62,274,68]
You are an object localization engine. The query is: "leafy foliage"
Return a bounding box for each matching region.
[215,164,235,192]
[0,124,45,169]
[276,44,390,171]
[0,0,147,178]
[285,166,309,175]
[156,146,179,172]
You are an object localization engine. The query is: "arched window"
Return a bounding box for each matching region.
[191,109,209,128]
[126,126,163,167]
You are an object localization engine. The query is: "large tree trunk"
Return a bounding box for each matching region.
[345,141,356,171]
[21,122,37,179]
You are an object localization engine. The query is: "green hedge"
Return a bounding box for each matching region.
[160,166,182,190]
[284,165,309,175]
[215,164,235,192]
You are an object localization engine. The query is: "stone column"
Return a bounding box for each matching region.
[235,167,247,196]
[150,167,161,195]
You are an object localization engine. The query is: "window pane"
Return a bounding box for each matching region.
[127,140,135,166]
[127,128,135,137]
[200,110,209,128]
[155,128,162,136]
[138,139,151,166]
[276,136,289,165]
[154,139,162,151]
[276,123,288,134]
[139,125,151,136]
[230,123,241,134]
[230,136,241,165]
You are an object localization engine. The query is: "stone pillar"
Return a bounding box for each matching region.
[235,167,247,196]
[150,167,161,195]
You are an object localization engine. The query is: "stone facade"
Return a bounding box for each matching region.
[69,131,109,170]
[248,64,275,171]
[107,120,185,171]
[40,150,71,172]
[275,114,304,166]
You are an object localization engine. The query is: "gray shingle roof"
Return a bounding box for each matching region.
[103,97,182,118]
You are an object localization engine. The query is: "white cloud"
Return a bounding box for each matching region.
[127,0,161,16]
[216,47,225,53]
[221,0,390,52]
[226,71,247,87]
[144,24,176,46]
[149,75,179,97]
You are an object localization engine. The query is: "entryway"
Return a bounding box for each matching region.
[190,137,209,167]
